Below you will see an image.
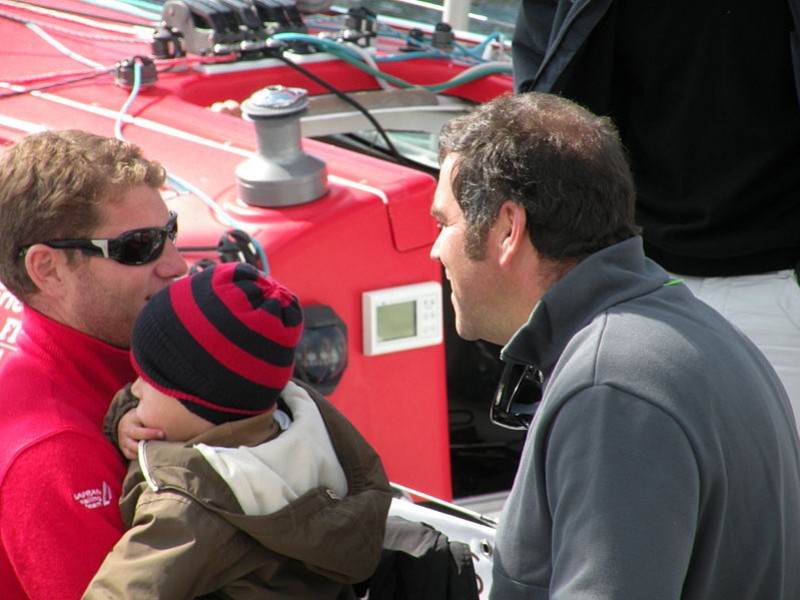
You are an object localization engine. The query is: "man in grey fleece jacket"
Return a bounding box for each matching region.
[429,92,800,599]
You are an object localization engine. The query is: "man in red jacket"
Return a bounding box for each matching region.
[0,130,187,599]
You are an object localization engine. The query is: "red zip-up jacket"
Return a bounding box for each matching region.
[0,308,134,599]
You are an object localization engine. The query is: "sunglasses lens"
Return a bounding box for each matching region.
[108,213,177,265]
[490,363,541,430]
[115,230,166,264]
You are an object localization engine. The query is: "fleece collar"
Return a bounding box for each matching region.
[502,237,674,378]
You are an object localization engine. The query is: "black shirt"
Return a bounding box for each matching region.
[552,0,800,275]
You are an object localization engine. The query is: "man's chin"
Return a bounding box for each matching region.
[454,320,480,342]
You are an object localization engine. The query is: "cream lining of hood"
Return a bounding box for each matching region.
[194,381,348,516]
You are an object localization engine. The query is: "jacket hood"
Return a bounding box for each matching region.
[193,381,348,516]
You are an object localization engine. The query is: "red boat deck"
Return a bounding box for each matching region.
[0,0,514,499]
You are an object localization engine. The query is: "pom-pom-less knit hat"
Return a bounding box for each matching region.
[131,262,304,425]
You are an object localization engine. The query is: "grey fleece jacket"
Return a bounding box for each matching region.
[491,237,800,599]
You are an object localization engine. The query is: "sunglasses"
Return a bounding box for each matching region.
[20,212,178,266]
[490,362,543,430]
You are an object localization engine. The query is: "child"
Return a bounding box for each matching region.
[83,262,391,599]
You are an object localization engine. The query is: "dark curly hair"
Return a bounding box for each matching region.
[438,92,639,261]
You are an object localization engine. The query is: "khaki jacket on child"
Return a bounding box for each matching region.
[84,380,392,599]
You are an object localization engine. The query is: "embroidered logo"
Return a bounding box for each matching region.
[74,481,114,509]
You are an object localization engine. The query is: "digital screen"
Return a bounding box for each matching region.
[376,300,416,342]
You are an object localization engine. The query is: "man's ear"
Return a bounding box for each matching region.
[496,201,528,268]
[24,245,71,299]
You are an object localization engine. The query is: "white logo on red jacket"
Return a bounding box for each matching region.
[74,481,114,509]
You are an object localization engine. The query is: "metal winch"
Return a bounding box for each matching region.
[236,85,327,207]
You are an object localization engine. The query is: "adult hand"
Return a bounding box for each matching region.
[117,409,164,460]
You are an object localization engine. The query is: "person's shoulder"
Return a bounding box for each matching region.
[0,392,65,462]
[0,340,67,412]
[0,393,118,484]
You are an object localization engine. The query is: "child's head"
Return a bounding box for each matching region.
[130,262,303,439]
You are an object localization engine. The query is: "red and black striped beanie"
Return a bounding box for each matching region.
[131,262,303,425]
